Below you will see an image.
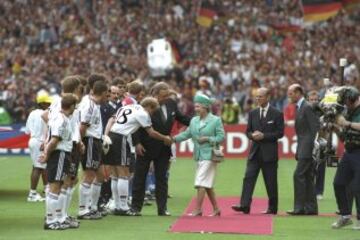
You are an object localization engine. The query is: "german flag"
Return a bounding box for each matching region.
[341,0,360,11]
[302,0,342,22]
[196,1,217,27]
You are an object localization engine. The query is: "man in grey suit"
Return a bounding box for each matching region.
[286,84,320,215]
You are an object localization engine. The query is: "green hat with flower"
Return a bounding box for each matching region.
[194,93,214,107]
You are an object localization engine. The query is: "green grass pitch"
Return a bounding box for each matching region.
[0,156,358,239]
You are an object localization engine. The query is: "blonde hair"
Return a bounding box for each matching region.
[127,80,145,95]
[140,97,159,110]
[61,75,81,93]
[61,93,78,110]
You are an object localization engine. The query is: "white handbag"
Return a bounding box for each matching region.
[211,145,224,163]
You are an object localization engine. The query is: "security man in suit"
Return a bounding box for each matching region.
[307,90,327,200]
[129,82,190,216]
[232,88,284,214]
[287,84,320,215]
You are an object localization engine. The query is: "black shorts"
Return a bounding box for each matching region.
[47,150,70,183]
[81,137,102,170]
[102,144,111,165]
[107,132,131,166]
[69,142,81,178]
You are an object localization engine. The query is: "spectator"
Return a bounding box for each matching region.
[0,1,359,123]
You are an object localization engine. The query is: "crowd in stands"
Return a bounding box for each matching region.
[0,0,359,124]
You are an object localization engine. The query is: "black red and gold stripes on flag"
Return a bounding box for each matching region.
[302,0,342,22]
[196,1,217,27]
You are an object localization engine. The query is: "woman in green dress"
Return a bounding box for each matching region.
[173,94,225,216]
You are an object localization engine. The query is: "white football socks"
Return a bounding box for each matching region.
[111,177,119,209]
[90,182,102,211]
[117,178,129,210]
[79,183,91,214]
[46,192,59,224]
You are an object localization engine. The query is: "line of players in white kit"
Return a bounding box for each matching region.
[26,74,172,230]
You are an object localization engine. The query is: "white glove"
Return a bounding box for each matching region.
[103,135,112,145]
[103,143,110,155]
[102,135,112,155]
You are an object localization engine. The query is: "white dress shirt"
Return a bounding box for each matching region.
[259,103,270,119]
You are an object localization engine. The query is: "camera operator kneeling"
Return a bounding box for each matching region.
[333,88,360,230]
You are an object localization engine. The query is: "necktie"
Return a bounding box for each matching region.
[160,105,167,122]
[261,108,265,120]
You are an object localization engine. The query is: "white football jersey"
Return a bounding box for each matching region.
[79,95,103,139]
[48,96,81,143]
[110,104,152,136]
[71,109,81,143]
[25,109,47,140]
[49,112,73,152]
[48,96,61,122]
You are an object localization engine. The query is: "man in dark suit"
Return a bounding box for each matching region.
[129,82,190,216]
[286,84,320,215]
[232,88,284,214]
[307,90,326,201]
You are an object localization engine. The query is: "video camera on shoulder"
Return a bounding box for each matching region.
[318,87,345,123]
[317,86,360,167]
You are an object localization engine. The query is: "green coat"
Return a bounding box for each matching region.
[174,113,225,161]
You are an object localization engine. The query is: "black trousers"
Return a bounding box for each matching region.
[334,150,360,219]
[315,161,326,195]
[240,151,278,211]
[293,159,317,212]
[345,181,360,218]
[131,149,170,214]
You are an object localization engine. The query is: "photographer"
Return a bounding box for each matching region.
[221,97,240,124]
[332,87,360,230]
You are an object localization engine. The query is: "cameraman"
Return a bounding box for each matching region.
[332,87,360,230]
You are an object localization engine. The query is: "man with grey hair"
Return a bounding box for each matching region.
[286,84,320,215]
[232,88,284,215]
[129,82,191,216]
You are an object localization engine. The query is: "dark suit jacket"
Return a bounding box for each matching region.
[295,100,320,160]
[100,101,121,131]
[246,106,284,162]
[133,98,190,158]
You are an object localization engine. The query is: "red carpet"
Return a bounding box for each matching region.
[170,197,273,235]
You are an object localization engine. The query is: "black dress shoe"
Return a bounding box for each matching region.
[231,205,250,214]
[158,210,171,216]
[286,210,305,215]
[261,209,277,215]
[305,211,318,215]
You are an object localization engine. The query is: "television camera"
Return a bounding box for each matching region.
[315,86,360,167]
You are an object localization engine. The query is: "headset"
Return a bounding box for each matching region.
[337,86,360,105]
